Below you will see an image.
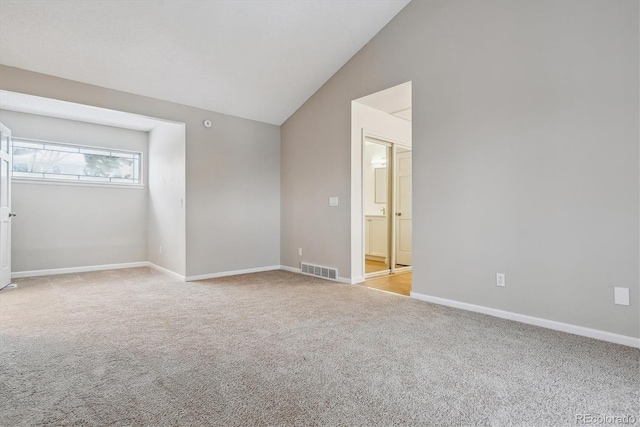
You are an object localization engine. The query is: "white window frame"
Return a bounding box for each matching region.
[11,137,144,188]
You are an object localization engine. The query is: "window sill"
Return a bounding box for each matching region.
[12,178,146,190]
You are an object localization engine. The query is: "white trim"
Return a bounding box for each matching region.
[279,265,301,273]
[350,276,365,284]
[186,265,281,282]
[365,270,391,279]
[410,292,640,349]
[363,129,410,149]
[12,178,145,190]
[10,262,285,284]
[390,143,397,271]
[337,276,352,284]
[11,261,149,279]
[147,262,186,282]
[363,285,408,297]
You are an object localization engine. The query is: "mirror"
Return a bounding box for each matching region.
[374,167,387,203]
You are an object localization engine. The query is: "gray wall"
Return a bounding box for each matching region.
[0,65,281,278]
[281,0,639,337]
[187,114,281,277]
[0,110,148,271]
[281,57,358,278]
[148,123,186,276]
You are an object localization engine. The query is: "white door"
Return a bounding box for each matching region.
[395,149,412,266]
[0,123,12,287]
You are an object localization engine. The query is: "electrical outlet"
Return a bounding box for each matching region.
[298,248,302,256]
[159,246,163,254]
[496,273,505,287]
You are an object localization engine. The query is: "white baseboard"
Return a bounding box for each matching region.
[12,261,275,283]
[147,262,186,281]
[186,265,281,281]
[279,265,301,273]
[410,292,640,349]
[350,276,365,284]
[11,262,149,279]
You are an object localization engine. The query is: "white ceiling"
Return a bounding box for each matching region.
[0,0,410,125]
[354,81,411,121]
[0,90,170,131]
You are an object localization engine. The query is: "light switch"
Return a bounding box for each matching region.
[614,287,630,306]
[329,196,339,207]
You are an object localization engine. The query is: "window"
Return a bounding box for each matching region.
[12,138,142,186]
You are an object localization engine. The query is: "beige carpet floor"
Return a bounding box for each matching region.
[0,268,638,426]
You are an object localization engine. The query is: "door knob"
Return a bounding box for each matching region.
[8,212,16,218]
[396,212,402,216]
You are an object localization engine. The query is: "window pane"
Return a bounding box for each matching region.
[44,144,78,153]
[133,157,140,180]
[79,148,108,156]
[109,151,135,159]
[15,141,43,149]
[12,139,142,185]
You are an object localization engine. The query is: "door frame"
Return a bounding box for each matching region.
[361,130,411,279]
[0,122,12,288]
[392,145,412,274]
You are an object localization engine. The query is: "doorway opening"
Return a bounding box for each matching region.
[350,82,412,296]
[363,137,412,276]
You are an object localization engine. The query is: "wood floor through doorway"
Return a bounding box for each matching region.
[363,271,411,296]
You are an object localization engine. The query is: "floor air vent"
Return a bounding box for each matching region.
[301,262,338,281]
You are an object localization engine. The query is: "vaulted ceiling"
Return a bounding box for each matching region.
[0,0,410,125]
